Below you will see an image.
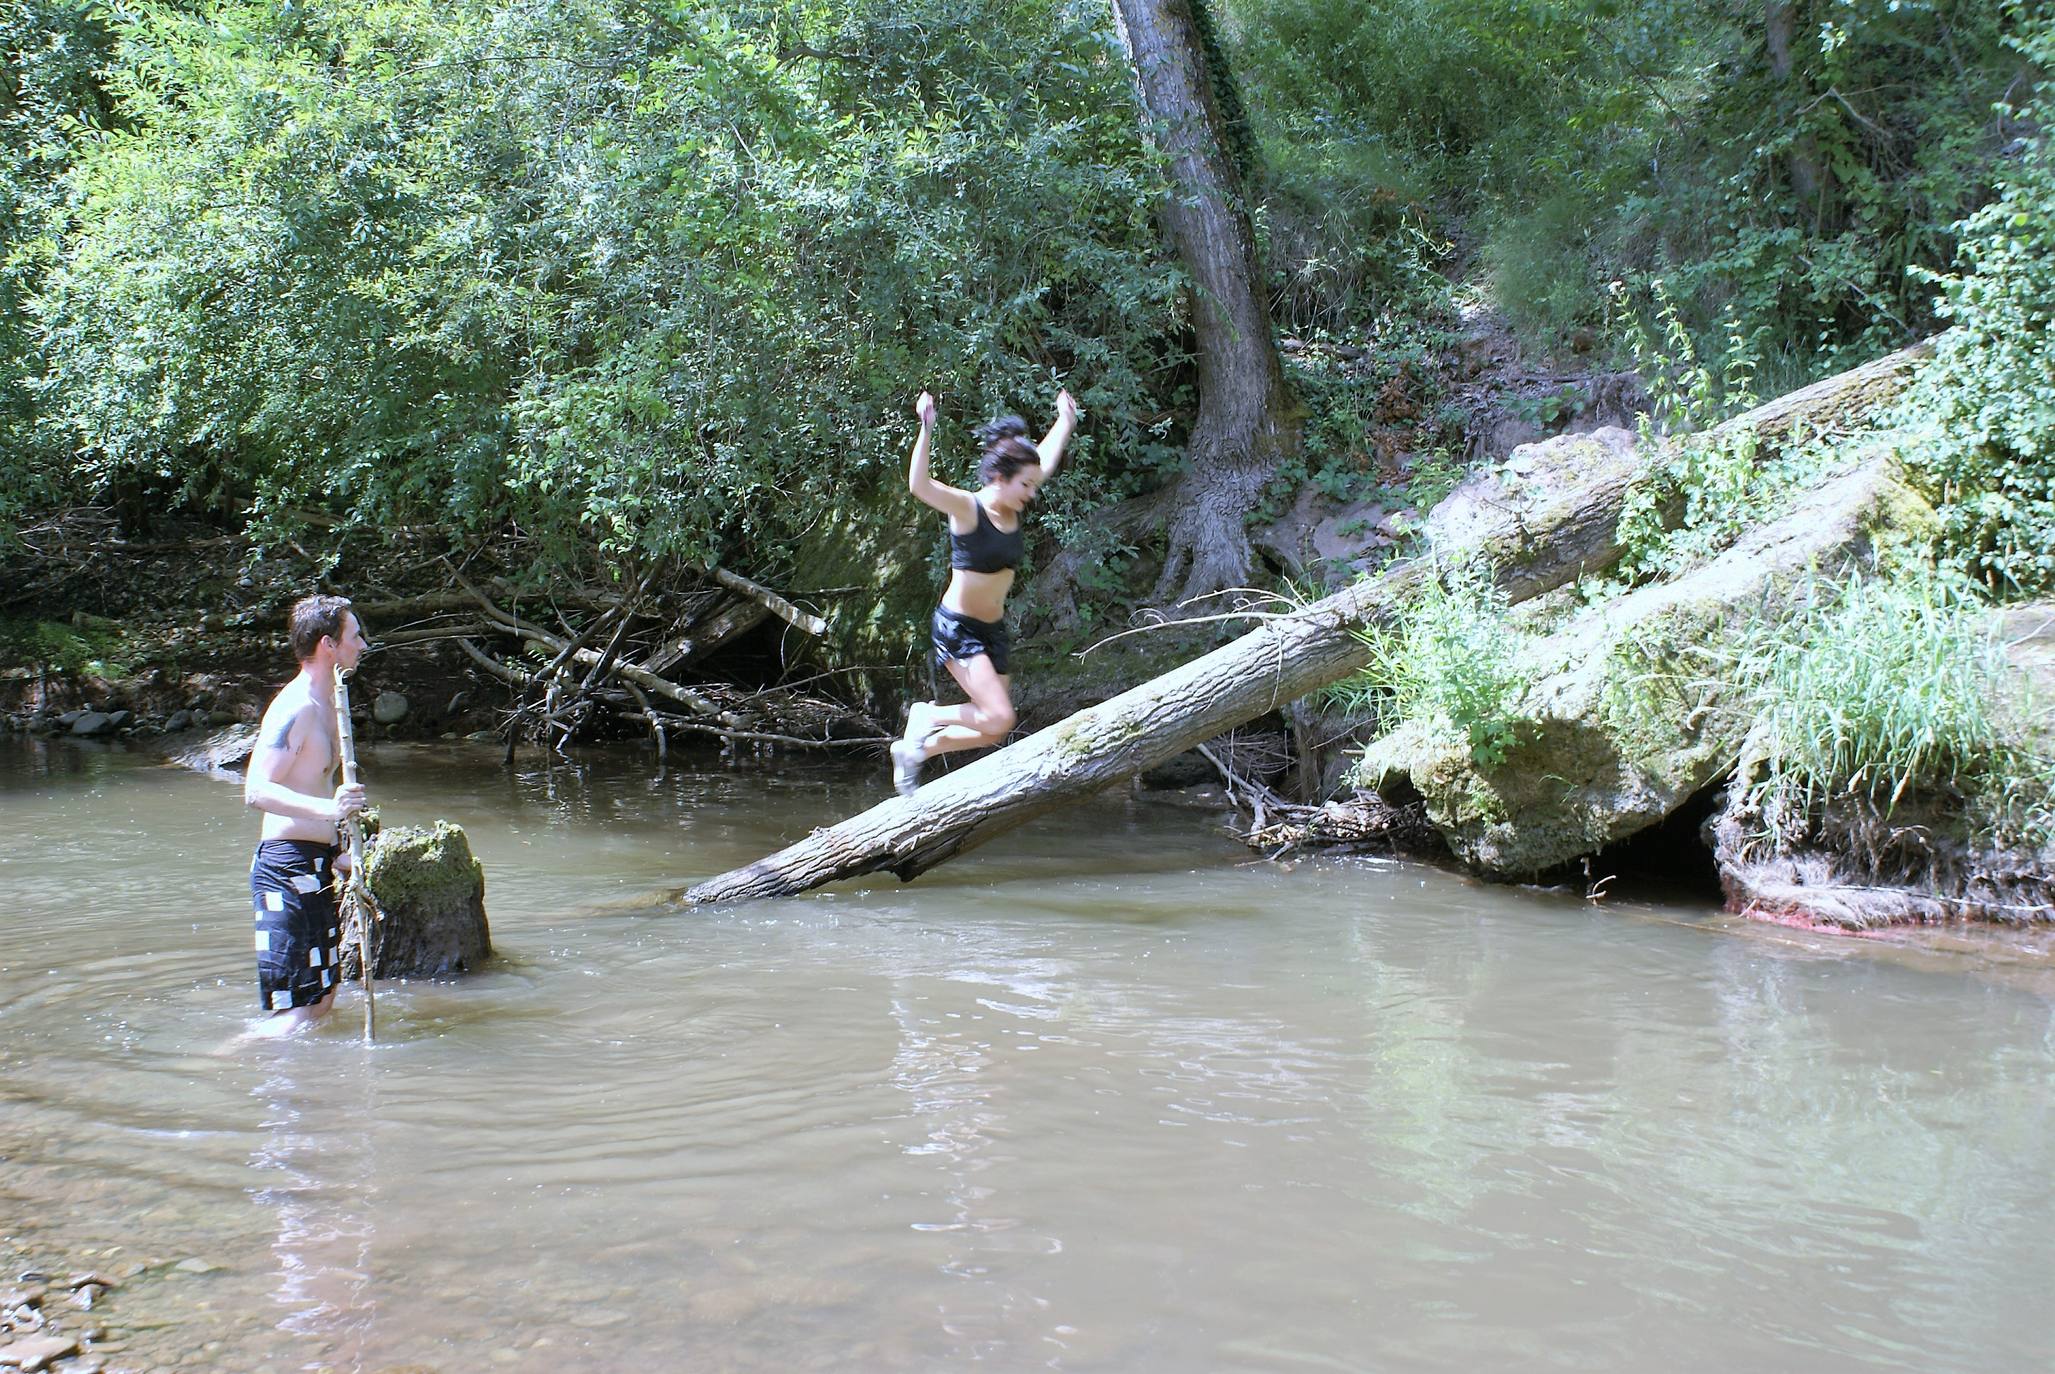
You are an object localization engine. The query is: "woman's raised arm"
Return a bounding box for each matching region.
[1037,388,1079,479]
[906,391,974,518]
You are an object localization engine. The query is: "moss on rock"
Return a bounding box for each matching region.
[1356,458,1934,879]
[350,820,492,978]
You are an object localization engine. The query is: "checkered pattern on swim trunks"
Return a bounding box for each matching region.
[249,840,342,1012]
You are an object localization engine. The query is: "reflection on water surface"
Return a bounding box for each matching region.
[2,736,2052,1372]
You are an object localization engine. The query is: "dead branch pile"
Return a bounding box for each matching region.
[395,561,886,756]
[1,508,242,615]
[2,505,886,755]
[1194,736,1441,859]
[1238,795,1445,858]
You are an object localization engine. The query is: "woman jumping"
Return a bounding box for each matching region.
[891,387,1079,795]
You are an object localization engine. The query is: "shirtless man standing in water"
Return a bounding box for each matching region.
[242,595,369,1035]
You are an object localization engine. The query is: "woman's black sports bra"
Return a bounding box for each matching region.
[949,500,1024,574]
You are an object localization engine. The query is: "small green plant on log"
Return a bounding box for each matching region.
[1404,446,1466,513]
[1333,560,1533,768]
[1614,279,1760,438]
[1606,281,1871,586]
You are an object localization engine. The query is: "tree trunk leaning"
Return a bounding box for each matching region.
[1110,0,1298,602]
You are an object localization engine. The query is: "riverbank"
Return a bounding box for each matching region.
[5,334,2049,934]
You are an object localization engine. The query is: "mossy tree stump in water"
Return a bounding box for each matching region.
[340,821,492,979]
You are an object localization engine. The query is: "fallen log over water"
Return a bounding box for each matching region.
[685,341,1930,905]
[683,435,1643,902]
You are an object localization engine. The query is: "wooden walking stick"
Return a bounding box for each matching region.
[333,665,378,1041]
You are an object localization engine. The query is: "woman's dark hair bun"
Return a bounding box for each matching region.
[975,414,1030,448]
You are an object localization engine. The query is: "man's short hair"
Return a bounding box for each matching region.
[288,595,354,663]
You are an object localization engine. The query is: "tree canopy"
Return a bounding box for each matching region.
[13,0,1185,570]
[3,0,2048,596]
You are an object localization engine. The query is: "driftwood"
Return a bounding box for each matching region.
[1240,795,1445,859]
[639,598,769,677]
[711,566,829,636]
[626,571,826,677]
[420,561,884,753]
[332,667,379,1041]
[685,341,1930,905]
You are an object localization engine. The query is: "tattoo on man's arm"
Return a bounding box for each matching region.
[267,716,296,751]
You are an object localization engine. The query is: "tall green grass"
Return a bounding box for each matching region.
[1738,569,2053,845]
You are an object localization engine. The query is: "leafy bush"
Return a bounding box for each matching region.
[1335,560,1532,767]
[1404,447,1465,512]
[1898,11,2055,597]
[0,1,113,543]
[1600,278,1849,585]
[27,0,1178,571]
[1226,0,2020,366]
[1256,133,1442,337]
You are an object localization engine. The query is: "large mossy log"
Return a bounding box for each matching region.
[1359,454,1934,877]
[684,344,1930,905]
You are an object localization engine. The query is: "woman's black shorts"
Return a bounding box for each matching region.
[931,606,1010,676]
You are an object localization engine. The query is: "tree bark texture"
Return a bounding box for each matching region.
[682,340,1930,906]
[1766,0,1836,234]
[1110,0,1298,603]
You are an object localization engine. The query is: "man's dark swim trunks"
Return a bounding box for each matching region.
[250,840,341,1012]
[931,605,1011,675]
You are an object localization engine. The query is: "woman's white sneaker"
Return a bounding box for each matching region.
[890,739,925,796]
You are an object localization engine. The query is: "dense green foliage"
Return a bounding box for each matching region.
[1,1,114,534]
[1594,12,2055,600]
[1602,281,1851,589]
[16,0,1179,566]
[1227,0,2025,375]
[1899,17,2055,596]
[0,612,132,679]
[1,0,2045,613]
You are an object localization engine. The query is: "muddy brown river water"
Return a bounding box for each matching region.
[3,736,2053,1372]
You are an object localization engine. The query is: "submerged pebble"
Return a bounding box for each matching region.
[0,1333,79,1372]
[567,1307,632,1330]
